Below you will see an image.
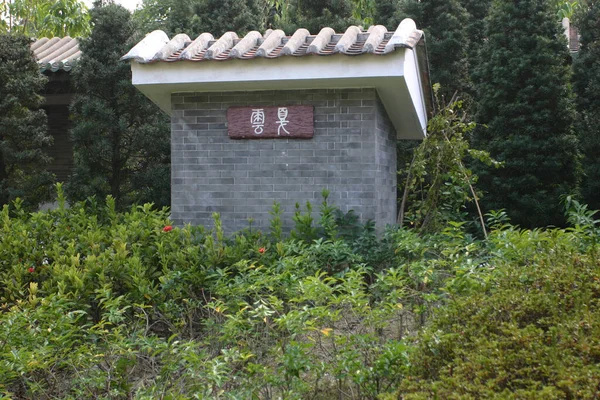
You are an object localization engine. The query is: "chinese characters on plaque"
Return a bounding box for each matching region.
[227,105,314,139]
[250,108,265,134]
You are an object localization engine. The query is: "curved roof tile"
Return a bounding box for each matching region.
[32,37,81,72]
[122,19,424,64]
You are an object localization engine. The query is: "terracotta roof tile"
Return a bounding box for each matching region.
[122,19,424,64]
[32,37,80,72]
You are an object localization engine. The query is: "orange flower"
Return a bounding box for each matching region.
[162,225,173,232]
[258,247,266,254]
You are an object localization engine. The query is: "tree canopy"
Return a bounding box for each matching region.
[67,2,170,209]
[472,0,580,227]
[573,0,600,210]
[1,0,91,38]
[276,0,359,33]
[134,0,270,37]
[393,0,471,101]
[0,33,53,207]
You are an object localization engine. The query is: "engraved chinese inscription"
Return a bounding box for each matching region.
[227,105,314,139]
[251,108,265,135]
[276,107,290,135]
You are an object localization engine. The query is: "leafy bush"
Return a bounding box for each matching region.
[1,187,445,398]
[398,200,600,398]
[1,187,598,398]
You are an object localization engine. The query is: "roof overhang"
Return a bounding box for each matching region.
[131,48,428,140]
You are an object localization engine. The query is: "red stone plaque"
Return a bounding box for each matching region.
[227,105,314,139]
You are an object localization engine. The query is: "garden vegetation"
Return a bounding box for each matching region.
[1,0,599,398]
[1,186,599,398]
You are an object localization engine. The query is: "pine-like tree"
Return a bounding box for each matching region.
[278,0,359,34]
[191,0,268,36]
[373,0,399,29]
[0,33,54,207]
[137,0,270,37]
[67,3,170,208]
[573,1,600,210]
[459,0,492,47]
[394,0,471,101]
[473,0,580,227]
[460,0,492,85]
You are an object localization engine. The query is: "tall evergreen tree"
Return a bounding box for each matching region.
[0,33,54,207]
[473,0,580,227]
[460,0,492,79]
[573,0,600,210]
[373,0,401,29]
[459,0,492,47]
[190,0,268,36]
[67,3,170,208]
[135,0,269,37]
[278,0,359,33]
[394,0,471,101]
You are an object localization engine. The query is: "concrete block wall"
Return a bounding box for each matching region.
[375,100,398,226]
[171,88,397,233]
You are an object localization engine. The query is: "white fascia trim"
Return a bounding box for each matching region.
[403,48,428,137]
[131,51,426,139]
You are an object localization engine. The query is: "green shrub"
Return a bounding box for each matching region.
[0,188,428,398]
[398,204,600,398]
[2,187,597,398]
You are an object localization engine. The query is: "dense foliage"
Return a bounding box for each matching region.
[135,0,270,37]
[1,187,599,398]
[397,0,471,101]
[399,88,496,235]
[459,0,492,80]
[277,0,358,34]
[472,0,580,228]
[0,188,442,398]
[68,3,170,209]
[0,33,54,209]
[573,0,600,210]
[0,0,90,37]
[399,199,600,398]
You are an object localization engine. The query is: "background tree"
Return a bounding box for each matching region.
[67,2,170,209]
[135,0,269,37]
[556,0,582,18]
[398,86,495,237]
[190,0,268,37]
[573,0,600,210]
[38,0,91,37]
[1,0,90,37]
[373,0,400,29]
[392,0,471,102]
[277,0,358,33]
[459,0,492,80]
[132,0,172,33]
[349,0,376,25]
[0,33,53,207]
[472,0,580,227]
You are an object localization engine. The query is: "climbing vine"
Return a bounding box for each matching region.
[398,85,499,237]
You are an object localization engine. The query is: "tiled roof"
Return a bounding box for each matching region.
[31,37,81,72]
[122,20,424,64]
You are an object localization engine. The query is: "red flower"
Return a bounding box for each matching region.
[162,225,173,232]
[28,267,35,273]
[258,247,266,254]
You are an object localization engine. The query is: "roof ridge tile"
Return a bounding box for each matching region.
[122,20,422,64]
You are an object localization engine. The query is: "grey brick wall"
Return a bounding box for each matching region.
[375,98,398,228]
[171,88,397,233]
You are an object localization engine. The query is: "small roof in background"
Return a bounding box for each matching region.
[122,23,423,63]
[32,37,81,72]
